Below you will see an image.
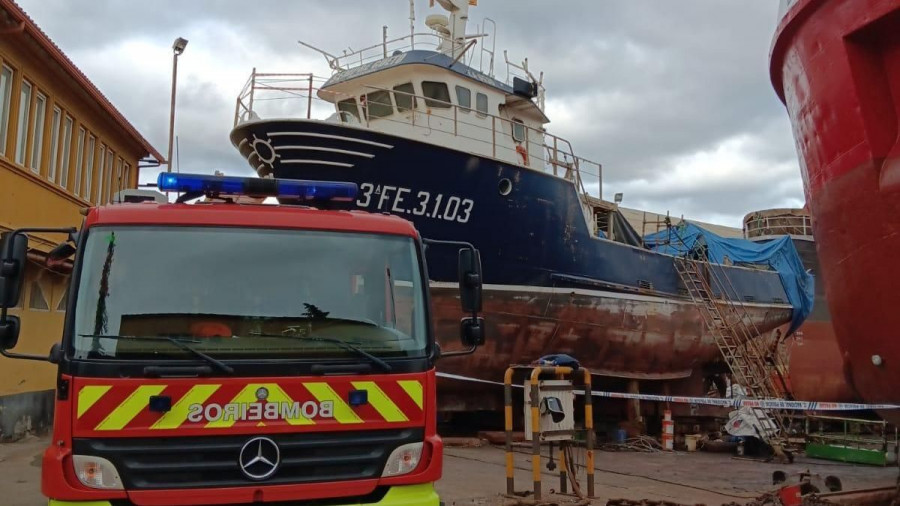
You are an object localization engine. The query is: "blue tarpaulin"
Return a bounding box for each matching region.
[644,222,814,334]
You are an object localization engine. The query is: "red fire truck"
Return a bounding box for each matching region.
[0,173,484,505]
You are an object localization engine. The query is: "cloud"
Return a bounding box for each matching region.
[17,0,803,228]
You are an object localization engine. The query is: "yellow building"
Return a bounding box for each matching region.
[0,0,162,439]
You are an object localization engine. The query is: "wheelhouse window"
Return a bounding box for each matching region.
[71,227,429,361]
[393,83,416,112]
[363,89,393,119]
[74,127,84,195]
[15,80,32,165]
[0,65,13,156]
[512,119,526,143]
[48,107,60,181]
[29,92,46,173]
[475,92,488,116]
[422,81,451,108]
[337,98,360,122]
[455,85,471,111]
[59,116,72,189]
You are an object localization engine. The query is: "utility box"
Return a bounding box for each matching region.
[524,379,575,441]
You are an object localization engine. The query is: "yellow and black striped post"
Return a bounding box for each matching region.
[503,367,515,496]
[582,368,595,498]
[529,367,543,499]
[558,442,568,494]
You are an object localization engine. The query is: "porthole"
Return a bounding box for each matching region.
[498,178,513,196]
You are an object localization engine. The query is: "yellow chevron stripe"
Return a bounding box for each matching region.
[351,381,408,422]
[95,385,166,431]
[206,383,313,428]
[150,384,220,430]
[305,383,363,424]
[77,385,111,418]
[398,380,423,410]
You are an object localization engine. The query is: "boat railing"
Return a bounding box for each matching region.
[234,71,603,200]
[744,214,813,239]
[300,33,479,74]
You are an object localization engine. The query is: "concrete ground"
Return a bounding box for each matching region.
[1,435,896,505]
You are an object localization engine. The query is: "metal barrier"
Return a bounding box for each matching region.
[503,365,594,500]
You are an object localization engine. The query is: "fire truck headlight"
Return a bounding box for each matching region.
[381,442,423,477]
[72,455,124,490]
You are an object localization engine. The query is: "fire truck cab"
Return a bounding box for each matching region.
[0,173,484,506]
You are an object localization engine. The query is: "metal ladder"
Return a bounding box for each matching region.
[673,256,795,454]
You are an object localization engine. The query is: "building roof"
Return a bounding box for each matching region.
[618,206,743,239]
[1,0,164,163]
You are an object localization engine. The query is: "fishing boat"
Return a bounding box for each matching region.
[743,209,857,403]
[230,0,811,412]
[770,0,899,419]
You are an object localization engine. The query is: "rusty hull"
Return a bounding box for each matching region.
[430,283,793,412]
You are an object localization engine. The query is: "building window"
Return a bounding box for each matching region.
[455,85,471,110]
[97,144,106,203]
[28,279,50,311]
[512,119,526,143]
[103,149,113,203]
[15,80,32,165]
[55,285,68,312]
[421,81,451,108]
[393,83,416,112]
[59,116,73,189]
[84,135,95,201]
[114,156,123,197]
[475,92,488,116]
[48,106,61,181]
[123,162,131,190]
[0,65,13,156]
[74,127,84,195]
[364,90,393,119]
[29,92,46,173]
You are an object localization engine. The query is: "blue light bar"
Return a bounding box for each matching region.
[156,173,358,201]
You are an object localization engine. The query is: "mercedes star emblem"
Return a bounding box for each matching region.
[238,436,280,480]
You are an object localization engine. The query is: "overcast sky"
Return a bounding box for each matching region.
[18,0,803,228]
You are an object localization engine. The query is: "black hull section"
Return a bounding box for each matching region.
[230,119,789,306]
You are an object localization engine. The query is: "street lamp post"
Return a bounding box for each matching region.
[167,37,188,172]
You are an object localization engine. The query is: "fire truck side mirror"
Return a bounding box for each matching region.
[460,316,485,347]
[0,232,28,309]
[0,315,20,350]
[458,247,482,314]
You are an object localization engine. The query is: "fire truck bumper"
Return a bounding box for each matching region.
[47,483,440,506]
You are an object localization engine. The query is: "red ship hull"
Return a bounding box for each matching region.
[771,0,900,417]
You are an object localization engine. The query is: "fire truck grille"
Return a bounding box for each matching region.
[73,428,423,490]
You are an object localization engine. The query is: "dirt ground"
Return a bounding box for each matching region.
[1,435,896,505]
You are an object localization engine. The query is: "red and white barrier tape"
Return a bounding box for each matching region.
[436,372,900,411]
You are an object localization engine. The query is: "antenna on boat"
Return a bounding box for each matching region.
[409,0,416,50]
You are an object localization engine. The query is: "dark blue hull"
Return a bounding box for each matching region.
[230,119,788,305]
[230,119,795,411]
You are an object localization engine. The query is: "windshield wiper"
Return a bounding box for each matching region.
[78,334,234,375]
[248,332,392,372]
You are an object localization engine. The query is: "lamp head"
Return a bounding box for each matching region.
[173,37,188,55]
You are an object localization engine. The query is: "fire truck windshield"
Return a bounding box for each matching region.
[70,226,428,361]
